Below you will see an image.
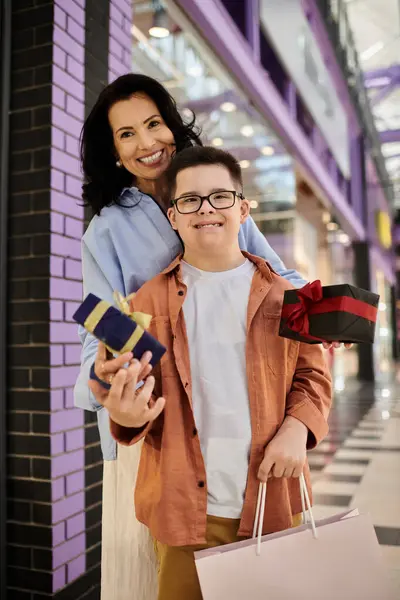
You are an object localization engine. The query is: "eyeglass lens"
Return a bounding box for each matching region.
[177,191,235,213]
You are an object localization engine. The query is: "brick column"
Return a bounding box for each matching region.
[109,0,133,81]
[50,0,87,592]
[7,0,134,596]
[7,1,55,596]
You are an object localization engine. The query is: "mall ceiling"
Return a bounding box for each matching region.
[345,0,400,204]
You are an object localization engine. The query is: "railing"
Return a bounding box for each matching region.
[317,0,395,207]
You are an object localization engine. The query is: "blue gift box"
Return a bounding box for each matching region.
[73,293,166,367]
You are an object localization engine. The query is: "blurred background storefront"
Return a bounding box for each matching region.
[127,0,397,383]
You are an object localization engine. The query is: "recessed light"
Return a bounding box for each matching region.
[240,125,254,137]
[187,65,203,77]
[261,146,274,156]
[211,137,224,147]
[220,102,237,113]
[239,160,250,169]
[250,200,258,209]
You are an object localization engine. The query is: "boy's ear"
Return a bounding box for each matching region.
[167,207,178,230]
[240,197,251,224]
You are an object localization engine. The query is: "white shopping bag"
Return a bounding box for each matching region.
[195,474,397,599]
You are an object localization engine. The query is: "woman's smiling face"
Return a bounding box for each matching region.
[108,93,176,187]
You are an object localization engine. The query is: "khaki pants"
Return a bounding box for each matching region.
[155,513,303,600]
[100,442,158,600]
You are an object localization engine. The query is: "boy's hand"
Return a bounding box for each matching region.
[257,416,308,481]
[92,342,153,406]
[89,358,165,429]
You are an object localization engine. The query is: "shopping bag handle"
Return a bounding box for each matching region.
[252,473,318,556]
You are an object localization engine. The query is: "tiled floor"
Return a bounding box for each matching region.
[308,375,400,594]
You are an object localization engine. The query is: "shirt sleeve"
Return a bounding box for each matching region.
[73,227,125,413]
[240,216,307,288]
[285,343,332,449]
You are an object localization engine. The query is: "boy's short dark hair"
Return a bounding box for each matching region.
[165,146,243,200]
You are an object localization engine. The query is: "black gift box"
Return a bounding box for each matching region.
[279,281,380,344]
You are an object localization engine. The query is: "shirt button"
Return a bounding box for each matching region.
[178,290,184,296]
[198,481,205,488]
[193,428,198,436]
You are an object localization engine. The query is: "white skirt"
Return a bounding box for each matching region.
[100,441,159,600]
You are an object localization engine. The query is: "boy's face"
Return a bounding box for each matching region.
[167,164,250,255]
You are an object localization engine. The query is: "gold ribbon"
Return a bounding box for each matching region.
[113,291,153,353]
[113,291,152,329]
[84,300,110,335]
[83,292,153,355]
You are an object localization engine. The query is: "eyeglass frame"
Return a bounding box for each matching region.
[171,190,245,214]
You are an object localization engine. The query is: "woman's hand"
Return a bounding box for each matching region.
[89,353,165,429]
[91,341,153,405]
[322,342,353,350]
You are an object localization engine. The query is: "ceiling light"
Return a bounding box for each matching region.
[360,41,384,62]
[220,102,237,113]
[239,160,250,169]
[379,302,387,312]
[211,137,224,147]
[149,8,170,38]
[187,65,203,77]
[338,232,350,245]
[240,125,254,138]
[261,145,274,156]
[250,200,258,209]
[149,25,170,38]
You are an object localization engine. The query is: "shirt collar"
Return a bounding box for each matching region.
[119,186,143,207]
[161,251,275,283]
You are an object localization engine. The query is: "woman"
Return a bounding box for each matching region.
[73,73,335,599]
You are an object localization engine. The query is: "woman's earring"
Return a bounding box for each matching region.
[116,160,122,168]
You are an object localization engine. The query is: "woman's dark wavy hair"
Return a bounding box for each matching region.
[80,73,202,215]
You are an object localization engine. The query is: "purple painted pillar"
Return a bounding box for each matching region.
[50,0,86,591]
[285,81,297,120]
[50,0,133,592]
[245,0,260,62]
[109,0,133,82]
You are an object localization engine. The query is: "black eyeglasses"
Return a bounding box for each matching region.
[171,190,244,214]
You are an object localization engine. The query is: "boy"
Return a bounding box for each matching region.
[92,147,332,599]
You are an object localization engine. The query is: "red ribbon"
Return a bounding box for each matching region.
[281,280,378,340]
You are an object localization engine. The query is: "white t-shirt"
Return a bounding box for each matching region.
[181,259,256,518]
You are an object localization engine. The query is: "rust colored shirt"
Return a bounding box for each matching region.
[110,253,332,546]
